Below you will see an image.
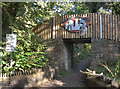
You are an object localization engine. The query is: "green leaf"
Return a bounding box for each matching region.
[19,68,23,71]
[25,52,32,56]
[2,61,6,65]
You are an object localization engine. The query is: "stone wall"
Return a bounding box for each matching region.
[1,39,73,87]
[90,38,118,69]
[45,39,73,76]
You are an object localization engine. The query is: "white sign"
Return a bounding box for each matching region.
[6,34,17,52]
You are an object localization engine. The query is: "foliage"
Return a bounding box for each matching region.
[1,27,48,73]
[61,69,68,75]
[73,43,91,65]
[94,57,120,83]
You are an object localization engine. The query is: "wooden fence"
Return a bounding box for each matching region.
[34,13,120,41]
[0,69,38,81]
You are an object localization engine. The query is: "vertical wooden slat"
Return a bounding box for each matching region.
[110,14,112,40]
[105,14,107,39]
[115,15,117,41]
[80,14,83,38]
[116,15,118,41]
[103,14,105,39]
[67,15,69,39]
[86,13,88,38]
[63,15,65,39]
[68,15,71,38]
[104,14,106,39]
[58,16,61,39]
[51,18,53,39]
[75,14,77,38]
[118,15,120,41]
[59,16,62,39]
[106,14,108,39]
[54,17,57,39]
[72,14,75,38]
[117,15,118,41]
[64,15,66,39]
[61,15,64,39]
[113,15,115,40]
[87,14,90,38]
[93,13,96,38]
[89,13,92,38]
[108,14,110,39]
[56,16,59,39]
[97,13,100,38]
[111,14,113,40]
[102,14,105,38]
[82,14,85,38]
[95,13,97,39]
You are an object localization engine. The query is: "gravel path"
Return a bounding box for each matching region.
[40,57,91,87]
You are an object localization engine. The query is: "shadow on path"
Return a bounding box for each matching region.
[40,57,91,87]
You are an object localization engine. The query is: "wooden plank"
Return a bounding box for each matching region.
[55,16,57,39]
[117,15,119,41]
[111,14,113,40]
[66,15,69,38]
[106,14,108,39]
[85,13,88,38]
[51,18,53,39]
[89,13,92,38]
[59,16,62,39]
[107,14,110,39]
[62,15,65,39]
[107,14,109,39]
[56,16,59,39]
[102,14,105,39]
[63,15,66,39]
[87,14,90,38]
[93,13,96,38]
[109,14,112,40]
[68,15,72,38]
[60,16,63,38]
[115,15,117,41]
[105,14,107,39]
[113,15,115,40]
[97,13,99,38]
[104,14,106,39]
[118,15,120,41]
[95,13,97,39]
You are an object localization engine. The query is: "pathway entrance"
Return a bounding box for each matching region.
[39,57,91,87]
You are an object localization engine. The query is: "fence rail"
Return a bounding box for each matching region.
[34,13,120,41]
[0,69,38,81]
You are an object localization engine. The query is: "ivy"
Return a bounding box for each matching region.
[1,28,48,73]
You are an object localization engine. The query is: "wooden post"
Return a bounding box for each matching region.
[52,18,55,39]
[0,6,1,79]
[100,14,102,38]
[118,15,120,41]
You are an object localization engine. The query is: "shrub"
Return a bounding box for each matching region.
[1,28,48,73]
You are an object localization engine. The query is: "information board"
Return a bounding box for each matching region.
[6,34,17,52]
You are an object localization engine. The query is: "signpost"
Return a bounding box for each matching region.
[6,29,17,74]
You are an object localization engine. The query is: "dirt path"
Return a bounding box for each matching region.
[40,57,91,87]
